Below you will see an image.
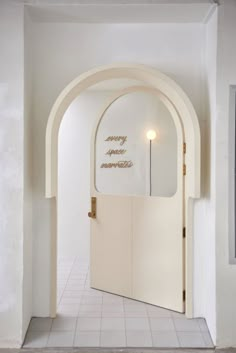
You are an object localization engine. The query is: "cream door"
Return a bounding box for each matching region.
[89,90,184,313]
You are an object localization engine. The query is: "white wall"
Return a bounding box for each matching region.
[31,21,206,319]
[193,8,217,343]
[215,0,236,347]
[58,92,106,260]
[23,9,33,339]
[0,1,25,347]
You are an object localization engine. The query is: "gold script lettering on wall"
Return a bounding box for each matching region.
[105,135,127,146]
[106,149,126,156]
[101,161,133,169]
[100,136,133,169]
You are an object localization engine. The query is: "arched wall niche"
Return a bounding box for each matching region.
[45,63,201,318]
[91,85,184,197]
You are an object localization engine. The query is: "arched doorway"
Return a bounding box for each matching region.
[45,64,201,318]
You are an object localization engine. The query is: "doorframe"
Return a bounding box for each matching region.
[45,63,201,318]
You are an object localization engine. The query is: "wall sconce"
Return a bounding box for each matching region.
[146,130,157,196]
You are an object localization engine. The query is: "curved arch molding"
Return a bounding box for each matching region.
[46,64,200,200]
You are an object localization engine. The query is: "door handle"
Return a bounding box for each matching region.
[88,197,96,219]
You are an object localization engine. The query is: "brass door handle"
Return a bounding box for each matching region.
[88,197,96,219]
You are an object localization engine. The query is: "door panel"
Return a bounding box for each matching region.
[132,195,184,312]
[90,194,132,297]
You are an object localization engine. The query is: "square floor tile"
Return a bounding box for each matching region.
[202,332,214,347]
[81,296,103,305]
[51,317,77,331]
[74,330,100,347]
[125,304,146,313]
[101,318,125,330]
[197,318,209,332]
[150,317,175,331]
[125,311,148,318]
[102,304,124,313]
[67,284,85,290]
[63,290,84,298]
[57,304,79,317]
[103,296,123,305]
[126,330,152,347]
[79,304,102,312]
[146,305,172,317]
[70,272,86,277]
[68,279,85,284]
[152,331,180,347]
[28,318,52,331]
[24,331,49,348]
[100,330,126,347]
[47,331,75,347]
[177,331,206,347]
[102,312,125,318]
[125,317,150,330]
[76,317,101,331]
[60,297,81,305]
[78,311,102,318]
[174,318,200,332]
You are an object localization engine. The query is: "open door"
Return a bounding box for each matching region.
[89,89,184,313]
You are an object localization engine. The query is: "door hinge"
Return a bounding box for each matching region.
[183,290,186,302]
[183,142,186,154]
[183,227,186,238]
[183,164,186,176]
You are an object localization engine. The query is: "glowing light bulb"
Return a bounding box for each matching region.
[146,130,157,141]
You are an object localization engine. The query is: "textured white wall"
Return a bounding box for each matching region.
[58,92,105,260]
[193,8,217,343]
[0,1,25,348]
[215,0,236,347]
[23,10,33,340]
[31,21,206,319]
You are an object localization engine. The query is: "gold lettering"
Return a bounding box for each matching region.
[106,149,126,156]
[105,136,127,146]
[100,160,133,169]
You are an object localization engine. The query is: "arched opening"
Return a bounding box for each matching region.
[46,64,201,318]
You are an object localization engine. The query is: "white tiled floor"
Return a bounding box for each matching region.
[24,257,214,348]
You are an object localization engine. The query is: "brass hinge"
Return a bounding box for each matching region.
[183,290,186,302]
[183,164,186,176]
[183,227,186,238]
[183,142,186,154]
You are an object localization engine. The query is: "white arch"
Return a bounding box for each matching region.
[45,64,201,317]
[46,63,200,199]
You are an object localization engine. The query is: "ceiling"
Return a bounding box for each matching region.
[14,1,216,3]
[19,0,216,23]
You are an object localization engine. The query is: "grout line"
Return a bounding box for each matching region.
[123,297,128,347]
[146,304,154,347]
[45,328,51,348]
[172,313,181,348]
[196,318,208,347]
